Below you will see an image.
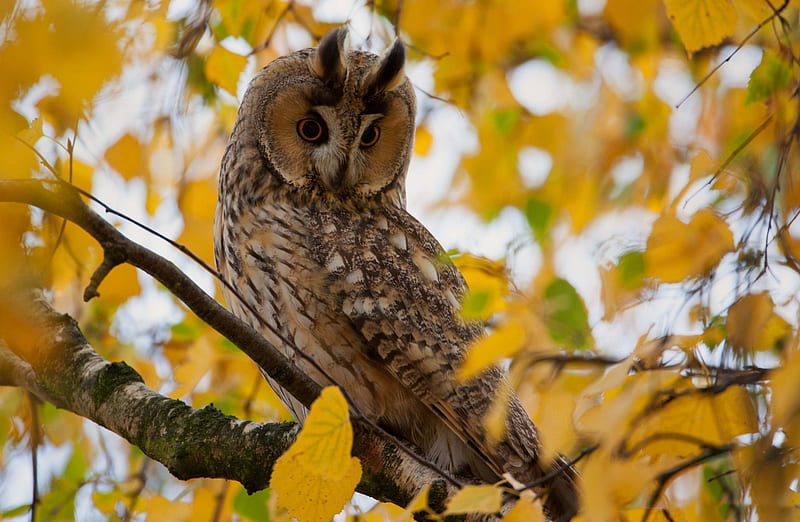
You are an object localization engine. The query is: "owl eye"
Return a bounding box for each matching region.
[297,118,326,143]
[360,125,380,147]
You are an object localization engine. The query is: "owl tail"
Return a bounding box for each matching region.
[542,455,579,522]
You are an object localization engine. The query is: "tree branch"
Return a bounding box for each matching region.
[0,179,458,511]
[0,178,321,410]
[0,287,456,509]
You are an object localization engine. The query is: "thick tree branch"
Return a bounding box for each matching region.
[0,287,455,508]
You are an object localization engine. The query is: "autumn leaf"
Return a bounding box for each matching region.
[727,292,791,353]
[206,46,248,95]
[580,447,660,520]
[628,386,758,457]
[664,0,737,53]
[746,51,792,105]
[271,386,362,522]
[106,133,145,180]
[0,2,123,128]
[458,322,524,381]
[502,493,545,522]
[445,485,503,516]
[453,254,510,321]
[404,483,430,515]
[645,209,734,282]
[361,502,413,522]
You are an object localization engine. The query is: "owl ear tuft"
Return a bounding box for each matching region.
[364,37,406,97]
[311,27,348,85]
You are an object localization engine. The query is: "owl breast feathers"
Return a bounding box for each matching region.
[213,28,577,521]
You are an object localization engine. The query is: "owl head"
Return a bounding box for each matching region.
[234,28,416,206]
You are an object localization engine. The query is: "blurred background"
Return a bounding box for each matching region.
[1,0,798,519]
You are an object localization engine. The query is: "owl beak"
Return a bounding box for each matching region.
[325,168,346,192]
[320,162,355,194]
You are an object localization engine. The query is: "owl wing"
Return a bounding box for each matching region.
[315,208,541,482]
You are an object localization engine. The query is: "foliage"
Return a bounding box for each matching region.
[1,0,799,520]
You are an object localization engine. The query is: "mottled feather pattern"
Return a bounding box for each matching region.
[214,28,577,520]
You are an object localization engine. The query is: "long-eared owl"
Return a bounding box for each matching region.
[213,28,577,521]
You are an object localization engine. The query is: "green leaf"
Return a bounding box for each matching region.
[525,198,553,243]
[233,487,271,521]
[625,111,645,139]
[746,51,791,105]
[543,278,591,349]
[461,290,491,319]
[36,476,77,521]
[171,320,199,341]
[491,109,519,136]
[2,504,30,518]
[618,251,644,288]
[64,444,87,481]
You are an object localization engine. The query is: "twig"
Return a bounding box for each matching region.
[641,444,733,522]
[683,114,773,208]
[83,244,127,300]
[621,432,720,459]
[28,392,40,522]
[121,460,148,522]
[525,445,597,489]
[250,1,294,55]
[675,0,790,109]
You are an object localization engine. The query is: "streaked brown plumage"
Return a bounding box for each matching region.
[213,28,577,520]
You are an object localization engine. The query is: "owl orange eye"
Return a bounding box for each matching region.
[297,118,326,142]
[360,125,380,147]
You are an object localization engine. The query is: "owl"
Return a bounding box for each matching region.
[214,28,577,521]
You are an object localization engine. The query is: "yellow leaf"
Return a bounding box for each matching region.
[578,368,682,447]
[629,386,757,457]
[502,493,545,522]
[1,2,124,129]
[271,386,362,522]
[579,447,660,520]
[95,263,141,304]
[66,160,95,192]
[0,114,39,179]
[452,254,509,320]
[735,441,798,520]
[414,126,433,156]
[178,179,220,263]
[106,133,145,180]
[147,493,193,521]
[362,502,412,522]
[206,46,247,95]
[521,382,580,462]
[664,0,737,53]
[770,348,800,429]
[727,293,790,352]
[181,179,219,222]
[736,0,771,21]
[604,0,662,49]
[645,209,734,282]
[459,323,524,381]
[405,484,430,514]
[173,336,216,398]
[445,485,503,516]
[16,117,44,148]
